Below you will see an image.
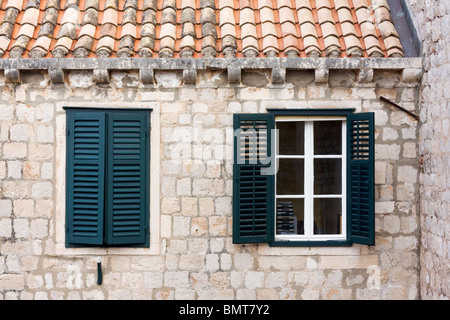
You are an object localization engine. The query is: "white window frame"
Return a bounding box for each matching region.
[274,116,347,242]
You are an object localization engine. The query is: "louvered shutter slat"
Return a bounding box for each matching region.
[347,113,375,245]
[66,112,105,246]
[233,114,274,244]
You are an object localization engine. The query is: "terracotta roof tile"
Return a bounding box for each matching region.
[283,34,299,56]
[78,23,96,38]
[104,0,118,10]
[315,2,340,57]
[296,0,321,55]
[219,8,234,26]
[138,0,157,57]
[61,6,79,25]
[374,6,391,23]
[6,0,24,11]
[32,35,52,50]
[218,0,236,57]
[20,7,39,25]
[353,0,370,11]
[301,22,318,38]
[0,0,404,58]
[259,7,273,24]
[160,23,176,40]
[340,21,356,37]
[364,35,383,56]
[303,36,320,56]
[99,23,116,39]
[220,22,235,37]
[102,7,118,26]
[378,20,399,38]
[320,20,336,38]
[335,6,353,23]
[317,7,334,24]
[0,9,19,40]
[262,35,278,54]
[0,36,10,53]
[121,22,137,39]
[84,0,98,10]
[71,3,97,58]
[295,0,312,10]
[55,36,74,53]
[281,21,297,38]
[372,0,390,10]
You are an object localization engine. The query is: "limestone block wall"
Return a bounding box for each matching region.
[0,66,421,300]
[407,0,450,299]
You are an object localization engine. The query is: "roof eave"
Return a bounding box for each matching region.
[0,56,423,85]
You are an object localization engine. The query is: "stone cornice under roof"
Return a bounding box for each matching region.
[0,56,423,84]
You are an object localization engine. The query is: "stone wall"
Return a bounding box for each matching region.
[0,65,421,300]
[407,0,450,299]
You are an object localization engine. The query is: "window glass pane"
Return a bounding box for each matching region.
[276,159,304,195]
[276,199,304,235]
[314,159,341,195]
[277,121,304,155]
[313,198,342,235]
[314,121,342,155]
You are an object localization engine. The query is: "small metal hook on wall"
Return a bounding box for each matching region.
[97,257,102,285]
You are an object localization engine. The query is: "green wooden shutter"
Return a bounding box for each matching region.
[66,112,106,246]
[233,114,275,244]
[347,112,375,245]
[105,111,150,246]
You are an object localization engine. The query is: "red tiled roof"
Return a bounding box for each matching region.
[0,0,404,59]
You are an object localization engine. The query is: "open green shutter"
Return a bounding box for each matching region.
[105,111,150,246]
[233,114,275,244]
[66,112,105,246]
[347,112,375,245]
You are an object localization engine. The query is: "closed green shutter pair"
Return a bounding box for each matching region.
[65,109,150,247]
[233,112,375,246]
